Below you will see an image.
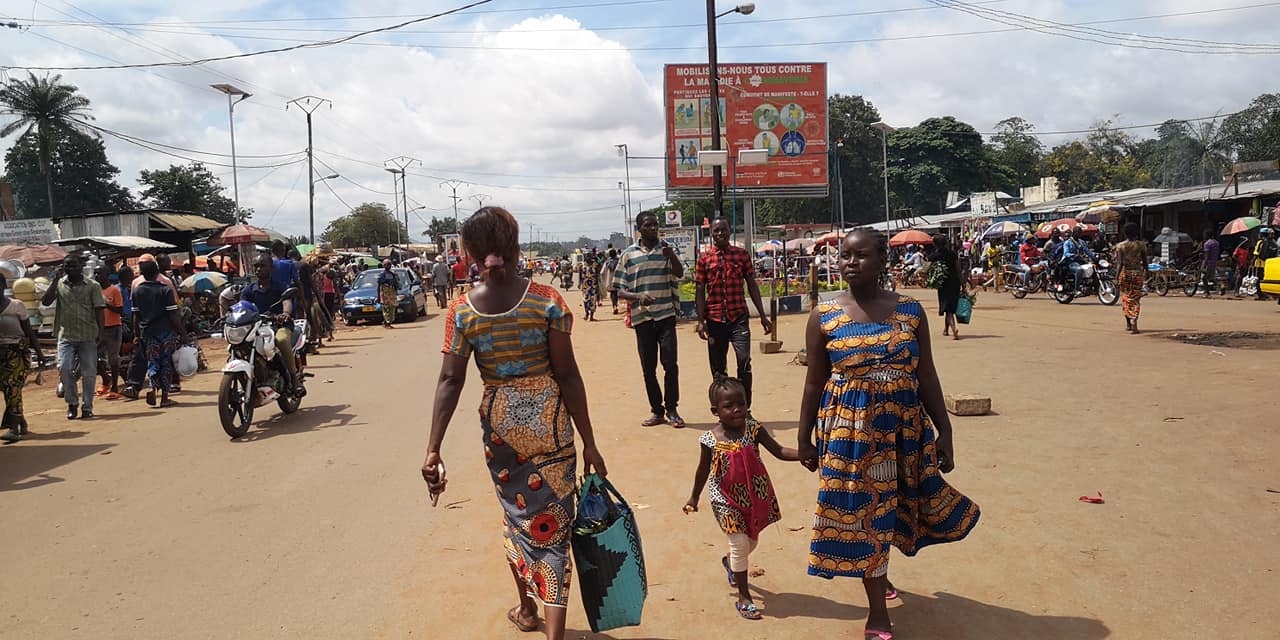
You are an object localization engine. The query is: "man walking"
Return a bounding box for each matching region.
[430,255,452,308]
[613,212,686,428]
[695,218,773,410]
[41,255,105,420]
[95,266,125,400]
[133,259,189,408]
[377,260,400,328]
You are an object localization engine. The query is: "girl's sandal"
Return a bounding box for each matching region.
[721,556,736,587]
[885,588,899,601]
[507,606,539,633]
[865,629,894,640]
[735,601,762,620]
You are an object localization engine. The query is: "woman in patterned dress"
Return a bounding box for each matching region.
[422,207,608,640]
[1112,222,1149,334]
[797,230,980,640]
[580,254,599,321]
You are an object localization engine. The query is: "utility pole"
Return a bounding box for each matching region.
[385,156,420,241]
[440,179,467,231]
[614,144,632,234]
[286,95,332,243]
[470,193,491,210]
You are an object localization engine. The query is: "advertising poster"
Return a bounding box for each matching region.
[660,226,698,268]
[665,63,828,197]
[0,219,56,244]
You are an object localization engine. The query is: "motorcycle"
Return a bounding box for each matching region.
[217,289,309,438]
[1051,258,1118,305]
[1007,263,1049,299]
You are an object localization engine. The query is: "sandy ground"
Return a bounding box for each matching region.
[1,279,1277,639]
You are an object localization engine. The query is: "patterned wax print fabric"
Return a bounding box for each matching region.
[0,344,27,425]
[142,329,180,393]
[442,281,573,385]
[581,268,598,316]
[809,296,980,579]
[698,419,781,540]
[441,281,577,607]
[1118,270,1144,320]
[378,283,397,324]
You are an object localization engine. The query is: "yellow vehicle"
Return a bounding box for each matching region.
[1261,257,1280,296]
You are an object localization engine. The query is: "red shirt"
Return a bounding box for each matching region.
[453,260,467,281]
[694,244,755,323]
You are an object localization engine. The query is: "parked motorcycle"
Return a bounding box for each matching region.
[1051,259,1118,305]
[217,290,309,438]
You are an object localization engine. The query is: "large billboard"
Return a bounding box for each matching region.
[665,62,828,199]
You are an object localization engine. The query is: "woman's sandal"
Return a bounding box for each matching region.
[865,627,894,639]
[507,606,539,633]
[721,556,736,587]
[735,601,762,620]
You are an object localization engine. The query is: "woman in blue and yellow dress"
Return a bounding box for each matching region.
[422,207,608,640]
[797,230,980,640]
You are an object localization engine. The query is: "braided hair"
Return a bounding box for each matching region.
[708,376,747,405]
[461,206,520,282]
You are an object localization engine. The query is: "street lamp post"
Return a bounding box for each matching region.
[211,84,252,220]
[614,144,632,234]
[706,2,755,219]
[385,168,403,244]
[872,121,895,231]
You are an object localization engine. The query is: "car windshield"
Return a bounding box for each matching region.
[352,269,404,290]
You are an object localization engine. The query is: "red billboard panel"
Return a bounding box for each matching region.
[665,62,828,198]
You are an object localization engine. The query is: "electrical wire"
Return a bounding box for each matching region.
[17,2,1280,56]
[318,175,356,213]
[80,121,308,168]
[263,160,308,226]
[2,0,497,70]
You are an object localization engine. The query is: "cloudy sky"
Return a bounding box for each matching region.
[2,0,1277,241]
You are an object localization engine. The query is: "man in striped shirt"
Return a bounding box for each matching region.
[613,212,686,428]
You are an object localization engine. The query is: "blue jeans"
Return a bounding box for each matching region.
[58,338,98,412]
[1068,263,1083,291]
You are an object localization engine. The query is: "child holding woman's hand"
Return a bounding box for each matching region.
[684,377,800,620]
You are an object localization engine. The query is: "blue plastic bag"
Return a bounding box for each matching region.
[572,474,647,633]
[956,296,973,324]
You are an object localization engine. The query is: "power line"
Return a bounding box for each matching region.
[77,120,308,168]
[18,2,1280,56]
[2,0,497,70]
[263,160,308,227]
[25,1,1008,34]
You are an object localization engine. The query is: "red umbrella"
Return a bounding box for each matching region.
[214,223,270,245]
[814,229,845,247]
[1035,218,1098,239]
[889,229,934,247]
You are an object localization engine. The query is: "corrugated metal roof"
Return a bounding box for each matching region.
[148,212,224,232]
[1020,179,1280,215]
[52,235,176,250]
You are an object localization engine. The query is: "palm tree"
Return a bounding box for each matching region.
[0,72,96,217]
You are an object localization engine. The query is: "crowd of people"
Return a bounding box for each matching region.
[421,209,979,640]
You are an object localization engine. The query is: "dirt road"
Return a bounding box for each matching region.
[2,282,1277,639]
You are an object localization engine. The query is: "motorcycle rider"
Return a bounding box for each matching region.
[1059,227,1096,293]
[240,254,305,397]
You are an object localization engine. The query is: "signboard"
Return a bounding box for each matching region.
[660,226,698,267]
[0,219,56,244]
[665,62,829,199]
[969,192,1000,219]
[664,210,682,226]
[1232,160,1279,173]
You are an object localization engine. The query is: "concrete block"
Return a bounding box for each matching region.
[759,340,784,354]
[945,394,991,416]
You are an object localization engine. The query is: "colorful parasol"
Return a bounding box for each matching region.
[1035,218,1098,239]
[889,229,934,247]
[754,240,783,254]
[179,271,228,293]
[1076,201,1124,224]
[785,237,815,253]
[980,221,1029,239]
[1220,216,1262,235]
[214,224,271,245]
[813,229,846,247]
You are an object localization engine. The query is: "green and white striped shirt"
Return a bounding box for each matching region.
[613,241,678,326]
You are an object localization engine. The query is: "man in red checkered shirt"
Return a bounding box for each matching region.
[695,217,774,408]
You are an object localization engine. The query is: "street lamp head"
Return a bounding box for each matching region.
[385,168,403,174]
[736,3,755,16]
[615,144,626,157]
[322,173,339,180]
[872,121,895,134]
[210,83,248,96]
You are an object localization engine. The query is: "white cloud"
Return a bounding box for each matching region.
[2,0,1278,239]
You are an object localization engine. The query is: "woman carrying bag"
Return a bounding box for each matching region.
[421,206,608,640]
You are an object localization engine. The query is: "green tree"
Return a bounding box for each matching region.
[137,162,244,224]
[4,130,134,216]
[1038,120,1151,196]
[0,72,97,217]
[320,202,405,248]
[422,215,458,245]
[829,94,887,226]
[987,117,1044,193]
[1220,93,1280,163]
[886,116,992,214]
